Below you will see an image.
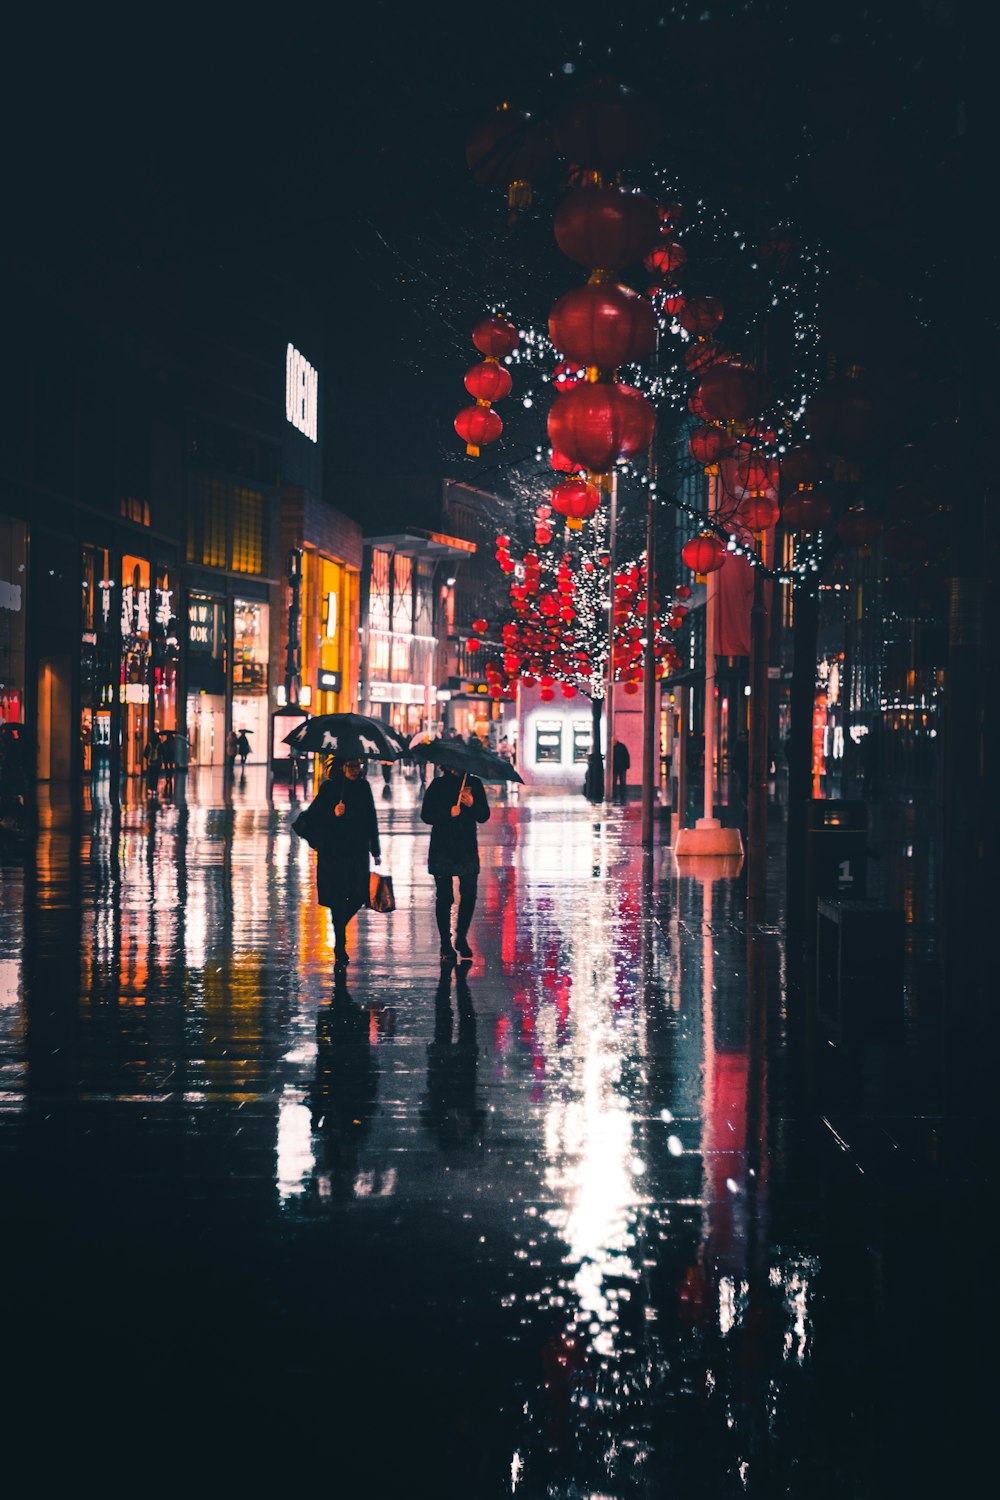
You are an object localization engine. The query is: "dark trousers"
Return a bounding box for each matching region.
[612,768,628,801]
[332,895,365,956]
[434,873,478,943]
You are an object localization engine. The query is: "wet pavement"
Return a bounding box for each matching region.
[0,768,982,1494]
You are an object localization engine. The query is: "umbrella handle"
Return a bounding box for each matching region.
[456,773,467,808]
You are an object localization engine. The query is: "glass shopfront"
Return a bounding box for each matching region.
[80,544,115,771]
[186,592,226,765]
[232,597,269,762]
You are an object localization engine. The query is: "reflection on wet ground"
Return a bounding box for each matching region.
[0,770,977,1494]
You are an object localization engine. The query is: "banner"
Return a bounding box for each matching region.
[712,531,774,658]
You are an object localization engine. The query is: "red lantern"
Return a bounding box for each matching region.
[551,478,601,531]
[552,361,585,387]
[540,686,555,702]
[681,532,727,574]
[684,341,729,374]
[455,404,502,456]
[535,523,554,546]
[678,296,724,336]
[738,492,780,531]
[781,487,833,530]
[779,445,824,489]
[553,80,661,172]
[696,361,770,423]
[728,443,779,496]
[837,508,882,548]
[806,376,878,460]
[464,361,512,403]
[644,241,687,278]
[554,185,659,270]
[560,683,577,699]
[548,382,655,474]
[689,425,731,469]
[549,282,655,370]
[465,104,555,207]
[466,638,481,654]
[472,316,519,360]
[472,618,488,633]
[662,290,685,317]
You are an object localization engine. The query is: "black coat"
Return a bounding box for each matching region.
[420,773,490,877]
[294,774,381,909]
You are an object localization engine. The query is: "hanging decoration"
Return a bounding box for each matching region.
[681,532,727,575]
[455,316,519,456]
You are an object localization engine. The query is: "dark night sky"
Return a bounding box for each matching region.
[4,2,972,516]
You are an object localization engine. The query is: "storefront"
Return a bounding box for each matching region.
[80,544,115,771]
[301,552,354,716]
[232,596,269,762]
[185,591,227,765]
[515,682,597,787]
[0,516,27,731]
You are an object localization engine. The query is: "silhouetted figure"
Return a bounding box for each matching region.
[236,730,250,767]
[142,732,161,797]
[420,764,490,962]
[293,757,382,968]
[420,964,484,1155]
[159,730,176,794]
[225,729,238,773]
[611,738,630,802]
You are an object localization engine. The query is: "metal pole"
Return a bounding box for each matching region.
[641,480,657,847]
[604,469,618,807]
[747,533,770,917]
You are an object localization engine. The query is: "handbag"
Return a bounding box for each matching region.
[292,807,322,850]
[368,871,396,913]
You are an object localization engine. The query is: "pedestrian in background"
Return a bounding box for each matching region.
[420,765,490,963]
[294,756,382,970]
[611,738,630,803]
[236,729,251,767]
[142,731,161,797]
[225,729,238,773]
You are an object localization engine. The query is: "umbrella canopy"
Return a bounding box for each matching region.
[419,739,523,784]
[380,724,412,759]
[282,713,406,761]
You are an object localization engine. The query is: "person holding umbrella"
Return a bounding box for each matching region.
[294,754,382,971]
[420,761,490,963]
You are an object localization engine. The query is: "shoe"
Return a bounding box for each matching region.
[454,935,473,959]
[440,944,457,963]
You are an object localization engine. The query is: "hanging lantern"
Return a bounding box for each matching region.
[644,240,687,278]
[472,316,520,360]
[466,638,481,654]
[781,486,833,530]
[455,404,502,457]
[681,532,727,574]
[465,104,555,208]
[805,372,879,460]
[696,360,771,422]
[560,683,577,699]
[547,381,655,474]
[535,521,554,546]
[728,443,779,496]
[550,477,601,531]
[552,79,661,172]
[738,492,780,531]
[662,290,685,317]
[549,282,656,371]
[837,508,882,548]
[554,184,659,270]
[472,618,488,633]
[779,444,825,490]
[684,340,729,374]
[552,360,585,387]
[464,361,513,403]
[689,425,732,469]
[678,295,724,336]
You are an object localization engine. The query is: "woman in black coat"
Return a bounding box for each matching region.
[420,766,490,962]
[294,757,381,968]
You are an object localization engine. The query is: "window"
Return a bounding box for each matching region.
[188,479,228,568]
[231,487,264,574]
[369,550,391,632]
[392,555,413,634]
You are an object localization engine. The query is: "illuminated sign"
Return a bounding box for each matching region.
[318,670,342,692]
[285,343,318,442]
[324,591,338,641]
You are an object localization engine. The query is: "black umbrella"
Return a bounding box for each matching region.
[420,738,523,784]
[380,724,412,759]
[282,713,406,761]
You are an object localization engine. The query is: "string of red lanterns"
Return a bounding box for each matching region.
[454,315,519,457]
